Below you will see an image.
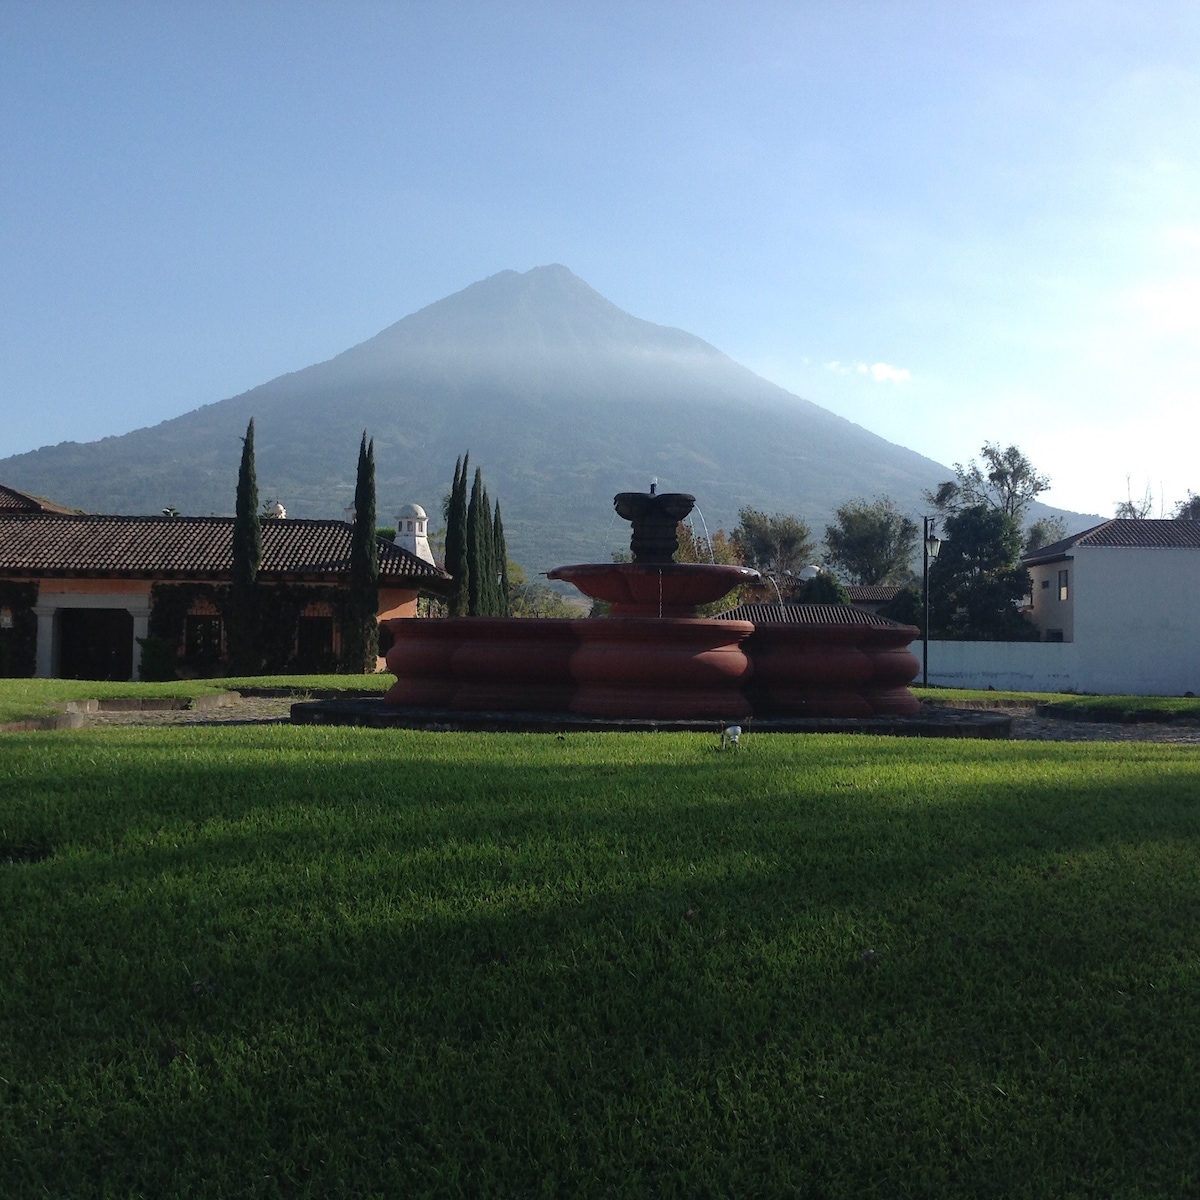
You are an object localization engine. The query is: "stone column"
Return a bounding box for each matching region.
[33,601,58,678]
[130,603,153,680]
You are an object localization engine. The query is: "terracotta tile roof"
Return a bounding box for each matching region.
[1023,519,1200,565]
[845,584,903,603]
[717,602,909,627]
[0,513,450,584]
[0,484,78,514]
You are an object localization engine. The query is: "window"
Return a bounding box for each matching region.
[1058,570,1069,601]
[0,609,12,630]
[185,615,223,660]
[1040,579,1050,590]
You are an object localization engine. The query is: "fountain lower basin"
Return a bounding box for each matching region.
[383,610,920,719]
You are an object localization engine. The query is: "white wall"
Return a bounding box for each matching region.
[925,545,1200,695]
[1026,559,1074,641]
[1073,546,1200,695]
[927,641,1078,692]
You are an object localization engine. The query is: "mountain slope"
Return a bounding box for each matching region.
[0,265,1075,572]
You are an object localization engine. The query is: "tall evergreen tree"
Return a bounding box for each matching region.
[466,467,486,617]
[229,418,262,673]
[493,499,510,617]
[480,482,499,615]
[445,453,470,616]
[345,432,380,671]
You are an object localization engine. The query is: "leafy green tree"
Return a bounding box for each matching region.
[929,504,1037,640]
[444,454,470,616]
[1022,515,1069,555]
[674,522,747,615]
[879,585,923,632]
[228,418,262,674]
[793,571,850,604]
[1174,491,1200,520]
[824,498,918,585]
[731,508,814,576]
[928,443,1050,521]
[343,432,380,672]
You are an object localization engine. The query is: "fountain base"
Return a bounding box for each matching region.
[384,610,920,720]
[385,616,754,720]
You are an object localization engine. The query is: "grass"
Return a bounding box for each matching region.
[914,686,1073,705]
[6,675,1199,726]
[916,687,1200,720]
[0,674,391,723]
[3,726,1200,1197]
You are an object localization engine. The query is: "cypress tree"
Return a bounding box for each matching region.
[480,483,499,616]
[446,453,470,616]
[442,455,461,573]
[346,432,379,671]
[229,418,262,673]
[466,467,485,616]
[493,499,510,617]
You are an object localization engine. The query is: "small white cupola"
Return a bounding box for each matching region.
[395,502,435,565]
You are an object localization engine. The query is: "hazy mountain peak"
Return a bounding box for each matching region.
[0,265,1086,570]
[333,264,718,375]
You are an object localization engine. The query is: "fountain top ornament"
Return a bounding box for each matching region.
[546,485,759,618]
[612,488,696,563]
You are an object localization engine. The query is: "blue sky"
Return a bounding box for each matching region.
[2,1,1198,518]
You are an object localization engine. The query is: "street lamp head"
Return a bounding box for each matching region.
[925,534,942,560]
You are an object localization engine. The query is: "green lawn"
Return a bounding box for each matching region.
[3,726,1200,1197]
[6,675,1199,727]
[915,687,1200,720]
[0,674,392,723]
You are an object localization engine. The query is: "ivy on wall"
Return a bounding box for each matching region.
[0,581,38,678]
[146,581,362,678]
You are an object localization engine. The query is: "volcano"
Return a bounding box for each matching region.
[0,265,1053,571]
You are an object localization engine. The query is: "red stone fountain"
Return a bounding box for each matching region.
[384,487,920,720]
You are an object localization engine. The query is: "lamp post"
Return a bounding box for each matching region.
[922,516,942,687]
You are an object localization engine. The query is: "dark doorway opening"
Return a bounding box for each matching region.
[296,615,335,669]
[58,608,134,680]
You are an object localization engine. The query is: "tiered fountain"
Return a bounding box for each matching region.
[383,487,921,721]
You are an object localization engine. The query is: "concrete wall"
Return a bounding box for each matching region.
[927,543,1200,694]
[1072,546,1200,695]
[927,641,1079,693]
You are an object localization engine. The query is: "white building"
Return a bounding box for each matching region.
[394,503,436,566]
[929,519,1200,695]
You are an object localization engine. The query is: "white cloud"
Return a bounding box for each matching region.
[823,359,911,381]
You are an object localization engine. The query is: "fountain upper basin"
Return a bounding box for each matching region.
[546,562,760,617]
